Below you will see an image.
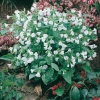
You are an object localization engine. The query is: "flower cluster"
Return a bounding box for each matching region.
[0,32,18,51]
[32,0,84,12]
[82,0,100,5]
[8,6,96,79]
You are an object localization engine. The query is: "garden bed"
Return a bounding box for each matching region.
[1,0,100,100]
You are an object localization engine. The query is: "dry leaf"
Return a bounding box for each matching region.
[34,83,42,96]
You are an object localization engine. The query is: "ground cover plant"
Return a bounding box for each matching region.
[0,4,100,99]
[0,72,24,100]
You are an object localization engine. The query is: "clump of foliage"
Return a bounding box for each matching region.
[0,72,24,100]
[0,5,99,99]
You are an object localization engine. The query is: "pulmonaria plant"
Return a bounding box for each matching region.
[8,5,97,84]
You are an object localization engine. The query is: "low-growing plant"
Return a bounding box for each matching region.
[0,72,24,100]
[0,5,99,100]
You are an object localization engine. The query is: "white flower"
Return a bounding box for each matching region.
[13,48,17,53]
[9,47,13,52]
[17,54,21,59]
[82,26,87,30]
[93,28,97,34]
[78,58,82,62]
[59,41,63,46]
[28,57,34,63]
[78,11,82,17]
[27,16,32,21]
[36,72,41,77]
[14,10,20,14]
[63,19,68,23]
[38,10,44,16]
[43,34,48,38]
[37,32,41,36]
[48,46,52,50]
[56,12,61,17]
[64,56,69,60]
[44,43,48,47]
[7,15,11,19]
[54,23,58,27]
[4,23,9,27]
[22,57,27,62]
[27,11,31,15]
[70,30,74,35]
[60,51,64,55]
[55,57,59,61]
[21,18,25,21]
[36,37,41,43]
[78,34,83,39]
[38,23,41,27]
[71,64,74,68]
[25,40,31,46]
[34,52,38,59]
[88,57,92,60]
[81,51,87,56]
[76,53,80,57]
[89,44,97,49]
[92,52,96,58]
[68,49,71,52]
[28,49,33,55]
[7,64,12,68]
[49,21,53,25]
[54,50,58,55]
[27,33,31,36]
[16,21,20,25]
[32,3,36,8]
[50,39,54,44]
[33,21,37,24]
[62,44,67,48]
[71,9,76,13]
[31,33,36,37]
[64,34,68,38]
[75,40,79,44]
[47,52,52,57]
[62,12,66,17]
[84,30,89,35]
[83,55,87,59]
[83,42,88,46]
[44,21,48,25]
[60,34,64,38]
[31,7,35,12]
[24,61,28,66]
[59,18,63,22]
[31,69,35,73]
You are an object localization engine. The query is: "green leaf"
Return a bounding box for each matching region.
[51,63,59,71]
[70,87,80,100]
[0,29,7,35]
[16,92,23,100]
[81,89,88,99]
[29,73,36,80]
[55,87,64,96]
[53,32,61,40]
[95,1,100,14]
[87,72,97,80]
[0,54,14,62]
[97,89,100,96]
[46,57,52,65]
[42,68,54,85]
[81,65,92,73]
[63,71,72,84]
